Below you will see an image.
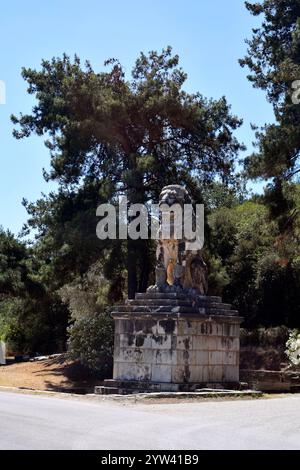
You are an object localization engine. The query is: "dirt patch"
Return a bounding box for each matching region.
[0,356,101,393]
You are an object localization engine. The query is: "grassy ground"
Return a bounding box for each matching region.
[0,355,101,392]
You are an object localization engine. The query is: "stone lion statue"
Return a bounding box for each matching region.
[148,185,208,296]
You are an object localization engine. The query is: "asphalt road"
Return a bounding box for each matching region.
[0,391,300,450]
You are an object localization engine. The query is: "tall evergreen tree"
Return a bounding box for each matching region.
[240,1,300,214]
[13,47,244,297]
[239,2,300,326]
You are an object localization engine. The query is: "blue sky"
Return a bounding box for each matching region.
[0,0,274,235]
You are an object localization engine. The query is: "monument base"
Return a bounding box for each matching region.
[105,292,242,392]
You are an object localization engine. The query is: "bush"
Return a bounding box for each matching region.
[240,326,290,347]
[240,327,291,370]
[0,295,68,355]
[67,311,114,378]
[286,330,300,366]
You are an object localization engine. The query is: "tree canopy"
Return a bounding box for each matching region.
[12,47,244,298]
[240,0,300,183]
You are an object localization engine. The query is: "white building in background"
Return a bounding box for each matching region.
[0,341,6,365]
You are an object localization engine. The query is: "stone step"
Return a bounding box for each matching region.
[114,305,198,314]
[126,299,232,311]
[112,306,239,317]
[126,299,193,307]
[207,308,239,316]
[197,295,223,303]
[208,303,232,310]
[136,292,187,300]
[111,310,182,318]
[135,292,223,303]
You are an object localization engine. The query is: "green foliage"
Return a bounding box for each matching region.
[208,192,300,327]
[0,228,68,354]
[59,259,124,320]
[202,180,247,211]
[240,326,290,370]
[58,261,119,374]
[241,326,290,348]
[240,0,300,182]
[206,255,230,297]
[0,228,30,297]
[0,292,68,355]
[67,312,114,378]
[13,48,243,190]
[240,1,300,271]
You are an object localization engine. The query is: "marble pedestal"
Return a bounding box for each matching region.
[103,292,242,393]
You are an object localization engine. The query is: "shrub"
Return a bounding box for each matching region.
[240,326,290,347]
[240,327,291,370]
[67,311,114,378]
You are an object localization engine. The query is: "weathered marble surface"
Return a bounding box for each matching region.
[112,292,242,385]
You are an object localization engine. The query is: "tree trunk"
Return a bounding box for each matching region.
[126,154,146,298]
[127,238,137,299]
[138,240,151,293]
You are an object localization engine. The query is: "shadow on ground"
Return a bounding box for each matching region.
[0,355,105,394]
